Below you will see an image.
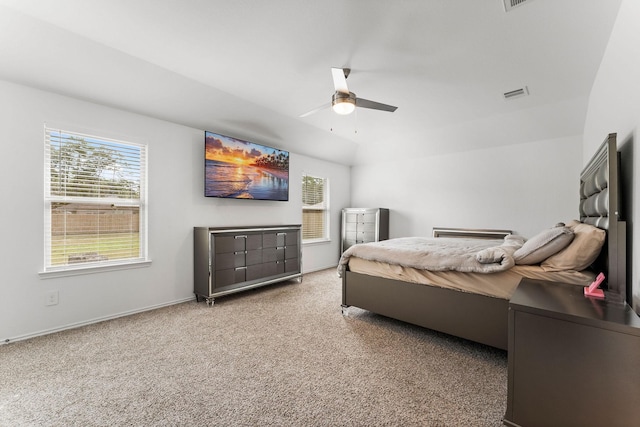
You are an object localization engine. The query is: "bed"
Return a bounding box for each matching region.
[339,133,627,350]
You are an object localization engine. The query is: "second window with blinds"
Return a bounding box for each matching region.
[302,174,329,243]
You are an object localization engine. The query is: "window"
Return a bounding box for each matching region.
[43,126,148,273]
[302,174,329,243]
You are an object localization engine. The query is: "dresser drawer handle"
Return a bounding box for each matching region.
[234,235,247,239]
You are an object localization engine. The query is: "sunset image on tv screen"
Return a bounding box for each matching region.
[204,131,289,201]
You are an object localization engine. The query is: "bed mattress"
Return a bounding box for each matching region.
[347,257,595,300]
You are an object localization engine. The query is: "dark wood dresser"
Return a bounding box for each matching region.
[194,225,302,305]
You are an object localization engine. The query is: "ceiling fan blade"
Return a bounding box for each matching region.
[299,102,331,118]
[355,97,397,112]
[331,67,350,94]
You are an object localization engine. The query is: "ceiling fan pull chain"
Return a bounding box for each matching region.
[330,107,333,132]
[354,107,358,134]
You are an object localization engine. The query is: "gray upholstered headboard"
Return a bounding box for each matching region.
[580,133,627,303]
[580,136,615,229]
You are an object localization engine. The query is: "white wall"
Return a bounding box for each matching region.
[351,135,583,239]
[0,80,349,342]
[294,156,351,272]
[583,0,639,311]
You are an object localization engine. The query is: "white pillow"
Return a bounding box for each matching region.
[514,226,574,265]
[541,220,606,271]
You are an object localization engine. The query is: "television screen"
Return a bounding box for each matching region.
[204,131,289,201]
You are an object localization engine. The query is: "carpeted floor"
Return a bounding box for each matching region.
[0,268,508,426]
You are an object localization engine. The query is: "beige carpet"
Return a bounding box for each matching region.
[0,268,507,426]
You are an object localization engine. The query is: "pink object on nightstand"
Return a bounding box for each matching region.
[584,272,605,299]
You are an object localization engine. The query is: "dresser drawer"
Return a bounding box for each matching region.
[262,261,285,277]
[215,252,245,270]
[214,267,245,288]
[263,247,285,262]
[356,222,376,233]
[285,259,299,273]
[246,249,262,266]
[214,235,245,253]
[285,245,298,260]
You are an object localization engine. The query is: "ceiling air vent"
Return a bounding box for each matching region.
[503,86,529,100]
[503,0,533,12]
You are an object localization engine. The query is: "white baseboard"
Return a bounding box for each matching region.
[303,264,338,274]
[4,267,340,345]
[2,296,195,345]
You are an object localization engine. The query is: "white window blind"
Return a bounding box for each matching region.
[44,126,148,272]
[302,174,329,242]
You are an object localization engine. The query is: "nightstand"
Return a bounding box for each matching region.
[503,278,640,427]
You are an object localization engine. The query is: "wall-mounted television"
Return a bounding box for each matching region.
[204,131,289,201]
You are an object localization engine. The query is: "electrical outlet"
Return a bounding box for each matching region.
[45,290,59,306]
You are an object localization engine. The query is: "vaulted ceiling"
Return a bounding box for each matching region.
[0,0,622,165]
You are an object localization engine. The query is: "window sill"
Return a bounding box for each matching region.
[302,238,331,246]
[39,259,152,279]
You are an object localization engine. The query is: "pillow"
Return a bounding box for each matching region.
[541,221,606,271]
[514,225,574,265]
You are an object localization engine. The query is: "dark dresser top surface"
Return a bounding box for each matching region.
[511,278,640,335]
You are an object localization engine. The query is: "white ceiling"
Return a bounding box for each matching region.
[0,0,622,165]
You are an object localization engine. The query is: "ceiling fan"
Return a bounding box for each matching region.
[300,67,398,118]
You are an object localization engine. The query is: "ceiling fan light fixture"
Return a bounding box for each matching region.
[332,92,356,115]
[332,100,355,115]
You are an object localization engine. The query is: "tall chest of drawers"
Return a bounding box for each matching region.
[341,208,389,254]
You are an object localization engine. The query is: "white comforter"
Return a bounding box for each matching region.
[337,235,524,277]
